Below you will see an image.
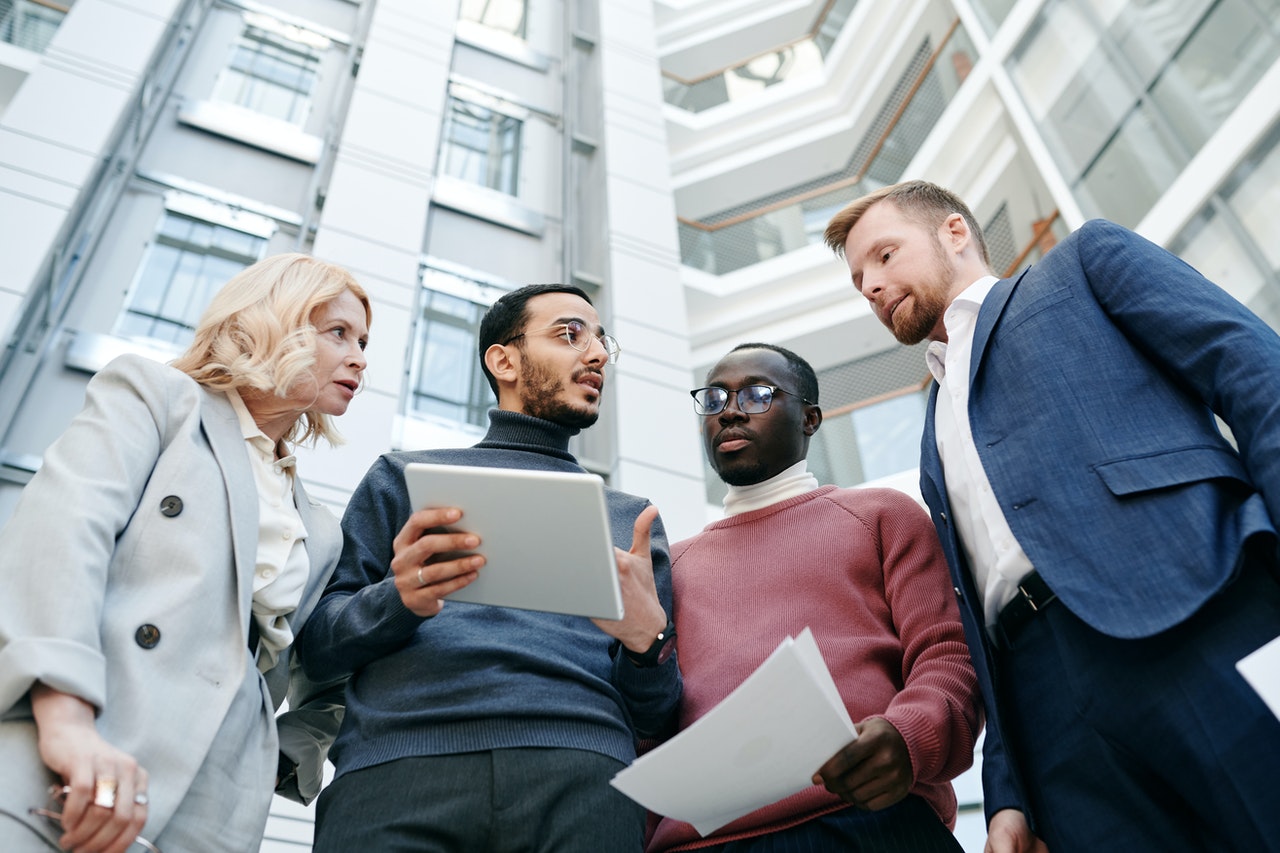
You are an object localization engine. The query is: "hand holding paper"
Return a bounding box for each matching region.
[811,715,914,810]
[609,628,855,836]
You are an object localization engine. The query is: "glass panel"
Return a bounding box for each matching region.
[1010,1,1142,183]
[459,0,527,38]
[210,25,321,125]
[1085,0,1215,85]
[970,0,1018,36]
[1148,0,1280,152]
[1010,0,1280,226]
[1173,206,1273,322]
[851,392,928,482]
[1222,120,1280,275]
[116,212,266,347]
[0,0,65,53]
[411,286,496,428]
[439,98,522,196]
[1075,102,1184,226]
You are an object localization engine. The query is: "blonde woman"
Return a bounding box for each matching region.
[0,254,370,853]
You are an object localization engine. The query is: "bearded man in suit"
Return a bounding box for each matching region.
[825,180,1280,853]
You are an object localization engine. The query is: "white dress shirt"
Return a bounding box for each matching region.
[926,275,1036,629]
[226,389,309,671]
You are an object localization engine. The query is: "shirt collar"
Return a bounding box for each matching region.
[926,274,1001,381]
[225,388,293,469]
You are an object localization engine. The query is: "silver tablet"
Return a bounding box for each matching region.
[403,462,625,619]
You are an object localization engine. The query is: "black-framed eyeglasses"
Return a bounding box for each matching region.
[30,785,162,852]
[690,384,813,416]
[503,320,621,364]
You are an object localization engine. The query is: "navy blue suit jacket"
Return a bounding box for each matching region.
[917,219,1280,820]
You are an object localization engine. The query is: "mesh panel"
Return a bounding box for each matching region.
[984,202,1015,276]
[817,341,931,409]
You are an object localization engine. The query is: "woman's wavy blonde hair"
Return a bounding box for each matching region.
[171,253,371,447]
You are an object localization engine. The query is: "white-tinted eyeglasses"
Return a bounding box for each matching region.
[504,320,620,364]
[690,384,813,416]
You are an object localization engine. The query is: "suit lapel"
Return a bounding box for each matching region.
[200,389,258,640]
[289,479,338,630]
[969,269,1028,387]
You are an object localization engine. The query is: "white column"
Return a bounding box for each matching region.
[597,0,707,542]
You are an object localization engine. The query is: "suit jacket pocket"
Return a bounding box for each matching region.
[1093,445,1250,496]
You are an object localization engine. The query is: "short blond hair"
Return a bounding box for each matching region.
[171,253,371,447]
[823,180,991,267]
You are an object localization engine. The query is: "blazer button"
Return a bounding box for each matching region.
[135,624,161,649]
[159,496,183,517]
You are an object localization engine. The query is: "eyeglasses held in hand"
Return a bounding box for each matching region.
[29,785,162,853]
[504,320,621,364]
[690,384,813,416]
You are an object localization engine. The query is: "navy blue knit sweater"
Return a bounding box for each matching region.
[297,410,680,779]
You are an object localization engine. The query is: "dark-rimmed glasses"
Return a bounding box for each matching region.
[690,384,813,416]
[30,785,162,852]
[503,320,621,364]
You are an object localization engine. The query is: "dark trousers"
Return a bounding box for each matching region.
[312,748,645,853]
[997,560,1280,852]
[698,797,964,853]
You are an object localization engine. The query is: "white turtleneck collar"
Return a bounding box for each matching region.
[722,459,821,516]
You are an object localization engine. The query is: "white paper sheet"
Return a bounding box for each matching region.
[610,628,856,836]
[1237,633,1280,722]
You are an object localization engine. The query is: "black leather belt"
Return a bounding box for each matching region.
[994,571,1057,650]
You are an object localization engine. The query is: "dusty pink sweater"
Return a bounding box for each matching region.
[647,486,980,852]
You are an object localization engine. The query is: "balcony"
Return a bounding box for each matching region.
[662,0,859,114]
[678,18,977,275]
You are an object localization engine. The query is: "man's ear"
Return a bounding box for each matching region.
[942,212,971,254]
[484,343,519,391]
[803,403,823,437]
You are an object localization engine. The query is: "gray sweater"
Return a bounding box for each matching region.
[296,410,680,778]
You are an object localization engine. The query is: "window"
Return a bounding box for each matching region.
[210,15,327,125]
[116,209,268,347]
[0,0,66,53]
[409,270,500,427]
[459,0,528,38]
[439,95,522,196]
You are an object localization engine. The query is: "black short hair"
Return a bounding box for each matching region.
[721,342,819,405]
[478,283,593,397]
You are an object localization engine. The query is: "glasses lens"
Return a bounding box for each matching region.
[562,321,588,351]
[602,335,620,363]
[693,388,728,414]
[739,386,773,413]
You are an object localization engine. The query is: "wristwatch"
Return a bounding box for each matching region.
[623,619,677,668]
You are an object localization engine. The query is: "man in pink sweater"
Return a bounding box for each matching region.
[648,343,981,853]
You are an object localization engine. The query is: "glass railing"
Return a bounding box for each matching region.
[678,19,976,275]
[0,0,67,54]
[662,0,858,113]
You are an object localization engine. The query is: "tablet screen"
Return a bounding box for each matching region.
[404,462,625,619]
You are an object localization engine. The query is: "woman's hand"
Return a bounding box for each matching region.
[31,684,149,853]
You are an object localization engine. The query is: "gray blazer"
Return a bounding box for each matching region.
[0,354,344,843]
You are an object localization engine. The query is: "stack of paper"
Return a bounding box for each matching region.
[610,628,856,835]
[1237,634,1280,722]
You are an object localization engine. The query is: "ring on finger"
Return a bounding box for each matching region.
[417,566,426,587]
[134,792,149,806]
[93,776,118,809]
